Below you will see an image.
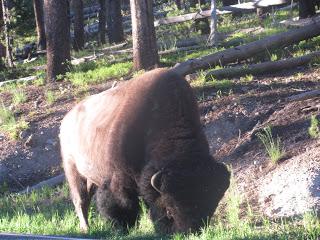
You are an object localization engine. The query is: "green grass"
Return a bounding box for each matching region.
[308,115,320,139]
[256,126,285,164]
[12,89,27,105]
[0,180,319,239]
[0,103,28,139]
[67,62,133,86]
[45,90,56,105]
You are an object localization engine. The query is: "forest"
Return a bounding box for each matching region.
[0,0,319,239]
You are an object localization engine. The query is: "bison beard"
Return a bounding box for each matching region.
[60,68,230,234]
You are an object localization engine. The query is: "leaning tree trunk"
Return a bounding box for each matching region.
[106,0,124,44]
[33,0,46,50]
[298,0,316,19]
[130,0,159,71]
[98,0,106,44]
[44,0,71,82]
[71,0,84,51]
[1,0,14,67]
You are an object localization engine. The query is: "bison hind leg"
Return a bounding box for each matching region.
[96,180,140,230]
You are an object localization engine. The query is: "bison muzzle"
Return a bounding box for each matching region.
[60,68,230,234]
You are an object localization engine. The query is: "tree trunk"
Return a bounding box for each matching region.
[205,51,320,80]
[298,0,316,19]
[1,0,14,67]
[173,22,320,76]
[175,0,182,9]
[208,0,217,45]
[106,0,124,44]
[44,0,71,82]
[222,0,238,6]
[33,0,46,50]
[0,1,3,27]
[98,0,106,44]
[130,0,159,70]
[71,0,84,51]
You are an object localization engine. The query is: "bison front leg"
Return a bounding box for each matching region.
[96,178,140,230]
[64,162,96,232]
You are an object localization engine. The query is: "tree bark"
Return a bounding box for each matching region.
[175,0,182,9]
[106,0,124,44]
[222,0,238,6]
[44,0,71,82]
[130,0,159,70]
[1,0,14,67]
[298,0,316,19]
[98,0,106,44]
[205,51,320,80]
[173,22,320,76]
[33,0,46,50]
[71,0,84,51]
[208,0,217,45]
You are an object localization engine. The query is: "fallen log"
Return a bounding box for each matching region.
[173,22,320,76]
[286,89,320,102]
[19,174,65,194]
[205,51,320,80]
[280,14,320,28]
[0,75,37,87]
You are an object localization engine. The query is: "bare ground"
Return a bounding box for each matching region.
[0,66,319,218]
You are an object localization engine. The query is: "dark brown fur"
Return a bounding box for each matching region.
[60,68,230,234]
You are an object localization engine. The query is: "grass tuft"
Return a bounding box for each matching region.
[12,89,27,105]
[256,126,284,164]
[0,103,28,139]
[45,90,56,105]
[308,115,319,139]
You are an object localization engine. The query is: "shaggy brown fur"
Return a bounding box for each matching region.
[60,68,230,234]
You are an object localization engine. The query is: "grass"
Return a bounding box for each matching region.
[256,126,285,164]
[308,115,320,139]
[0,103,29,139]
[45,90,56,105]
[67,62,133,86]
[0,179,319,239]
[12,89,27,105]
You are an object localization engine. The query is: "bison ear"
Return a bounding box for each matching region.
[151,171,163,193]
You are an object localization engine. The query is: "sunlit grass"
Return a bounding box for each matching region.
[0,177,319,239]
[0,103,28,139]
[256,126,285,164]
[67,62,132,86]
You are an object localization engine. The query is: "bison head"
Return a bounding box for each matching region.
[144,157,230,234]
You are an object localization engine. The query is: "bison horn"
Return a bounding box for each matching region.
[151,171,162,193]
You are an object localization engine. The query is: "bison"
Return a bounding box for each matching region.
[59,68,230,234]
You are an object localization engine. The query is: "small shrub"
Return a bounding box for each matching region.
[308,115,320,139]
[12,89,27,105]
[240,74,254,82]
[270,53,278,62]
[45,90,56,105]
[256,126,284,164]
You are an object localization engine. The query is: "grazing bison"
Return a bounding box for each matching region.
[60,68,230,234]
